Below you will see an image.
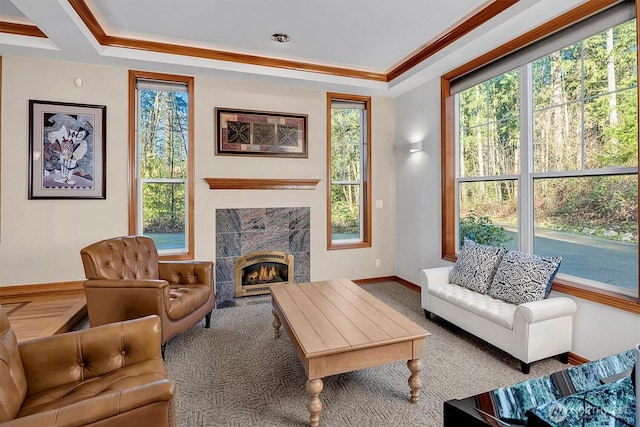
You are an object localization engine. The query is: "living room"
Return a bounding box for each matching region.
[0,0,639,425]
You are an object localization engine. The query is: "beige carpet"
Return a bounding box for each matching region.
[163,282,566,426]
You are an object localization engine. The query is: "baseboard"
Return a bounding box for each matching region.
[352,276,397,285]
[0,281,84,297]
[393,276,421,293]
[568,352,589,365]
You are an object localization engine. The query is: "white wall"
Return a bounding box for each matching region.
[0,56,396,286]
[394,77,640,361]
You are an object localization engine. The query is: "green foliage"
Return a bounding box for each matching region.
[330,107,363,236]
[458,18,638,243]
[138,88,188,233]
[549,176,637,237]
[459,216,513,247]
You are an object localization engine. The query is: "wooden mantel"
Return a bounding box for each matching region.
[204,178,320,190]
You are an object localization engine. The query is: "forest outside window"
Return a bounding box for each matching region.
[444,3,639,306]
[327,93,371,249]
[129,71,194,259]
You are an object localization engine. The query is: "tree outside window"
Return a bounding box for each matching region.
[129,71,194,258]
[457,19,638,297]
[327,94,371,249]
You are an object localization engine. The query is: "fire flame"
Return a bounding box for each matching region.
[258,265,277,281]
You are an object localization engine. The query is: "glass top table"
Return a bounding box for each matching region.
[444,350,636,426]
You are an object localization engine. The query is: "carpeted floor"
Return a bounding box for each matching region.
[162,282,567,427]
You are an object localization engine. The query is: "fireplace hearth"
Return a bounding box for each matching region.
[235,251,294,297]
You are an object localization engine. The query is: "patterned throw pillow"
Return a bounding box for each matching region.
[449,239,507,294]
[487,250,562,305]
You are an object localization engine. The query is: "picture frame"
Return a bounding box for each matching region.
[29,100,106,199]
[215,108,308,158]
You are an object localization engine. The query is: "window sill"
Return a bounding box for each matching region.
[552,278,640,314]
[328,241,371,250]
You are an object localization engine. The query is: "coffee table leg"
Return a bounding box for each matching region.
[272,309,281,339]
[407,358,422,403]
[306,378,323,427]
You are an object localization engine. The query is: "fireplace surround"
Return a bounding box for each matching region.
[215,207,310,305]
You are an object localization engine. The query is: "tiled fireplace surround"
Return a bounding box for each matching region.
[215,207,310,306]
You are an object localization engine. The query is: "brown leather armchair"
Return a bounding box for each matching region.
[0,305,175,426]
[80,236,215,353]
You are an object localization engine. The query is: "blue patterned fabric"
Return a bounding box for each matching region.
[449,239,507,294]
[488,250,562,305]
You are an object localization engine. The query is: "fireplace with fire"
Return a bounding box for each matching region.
[235,251,294,297]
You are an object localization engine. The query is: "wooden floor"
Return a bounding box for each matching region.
[0,291,87,342]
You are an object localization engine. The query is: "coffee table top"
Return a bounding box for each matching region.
[270,279,430,359]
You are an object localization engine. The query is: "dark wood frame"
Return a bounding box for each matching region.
[440,0,640,313]
[28,99,106,199]
[215,108,308,158]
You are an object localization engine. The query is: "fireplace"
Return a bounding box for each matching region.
[235,251,294,297]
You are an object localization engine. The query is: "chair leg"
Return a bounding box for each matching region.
[559,352,569,364]
[520,361,531,374]
[423,309,431,320]
[205,311,212,328]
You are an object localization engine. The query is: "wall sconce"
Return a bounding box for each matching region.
[409,140,423,153]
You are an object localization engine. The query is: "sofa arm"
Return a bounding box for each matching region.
[19,315,164,396]
[419,266,453,310]
[3,379,174,427]
[515,297,578,324]
[159,261,213,286]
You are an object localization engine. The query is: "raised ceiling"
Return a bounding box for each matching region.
[0,0,588,96]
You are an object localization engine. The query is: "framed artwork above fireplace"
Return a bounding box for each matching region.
[215,107,307,158]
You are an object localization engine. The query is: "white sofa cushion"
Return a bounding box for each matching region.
[429,281,516,329]
[488,250,562,305]
[449,239,506,294]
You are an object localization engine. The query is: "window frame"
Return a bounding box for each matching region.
[326,92,372,250]
[441,1,640,313]
[128,70,195,260]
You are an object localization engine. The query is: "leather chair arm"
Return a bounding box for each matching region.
[83,278,168,289]
[19,316,163,396]
[159,261,213,286]
[2,379,173,427]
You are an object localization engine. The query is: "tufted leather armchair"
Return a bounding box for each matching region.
[0,304,175,426]
[80,236,215,353]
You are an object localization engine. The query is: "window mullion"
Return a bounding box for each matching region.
[520,63,534,253]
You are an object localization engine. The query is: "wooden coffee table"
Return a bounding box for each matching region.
[270,279,430,426]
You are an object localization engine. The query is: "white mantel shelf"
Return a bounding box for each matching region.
[204,178,320,190]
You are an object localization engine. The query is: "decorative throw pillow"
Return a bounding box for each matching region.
[449,239,507,294]
[487,250,562,305]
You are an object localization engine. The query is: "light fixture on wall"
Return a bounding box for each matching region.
[409,140,423,153]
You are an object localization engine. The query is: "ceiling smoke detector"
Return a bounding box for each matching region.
[271,33,290,43]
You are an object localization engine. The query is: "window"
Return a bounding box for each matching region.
[327,93,371,249]
[443,2,640,310]
[129,71,194,259]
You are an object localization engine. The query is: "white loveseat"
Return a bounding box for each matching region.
[420,265,577,373]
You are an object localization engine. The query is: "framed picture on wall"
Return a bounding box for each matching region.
[28,100,106,199]
[215,107,308,158]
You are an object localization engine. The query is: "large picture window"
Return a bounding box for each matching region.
[443,2,639,309]
[129,71,194,258]
[327,93,371,249]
